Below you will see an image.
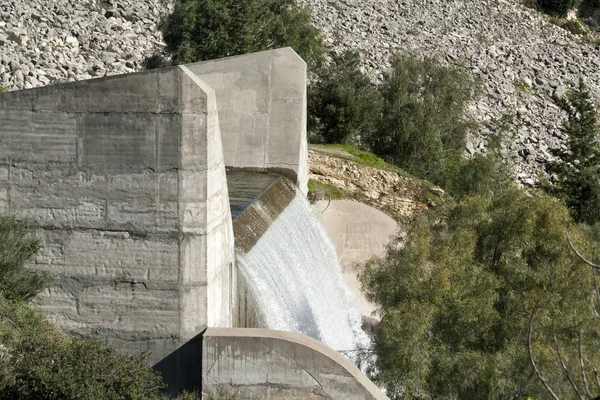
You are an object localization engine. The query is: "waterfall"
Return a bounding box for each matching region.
[235,190,370,354]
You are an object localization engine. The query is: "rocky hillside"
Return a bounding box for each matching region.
[308,146,438,220]
[299,0,600,184]
[0,0,170,87]
[1,0,598,183]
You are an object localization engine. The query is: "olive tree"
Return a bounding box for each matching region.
[159,0,325,69]
[361,188,600,399]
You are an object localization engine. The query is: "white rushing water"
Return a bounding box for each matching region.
[236,190,371,354]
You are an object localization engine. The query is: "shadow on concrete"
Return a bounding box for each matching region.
[153,329,205,397]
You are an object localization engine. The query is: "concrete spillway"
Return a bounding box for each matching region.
[0,47,387,398]
[229,172,370,354]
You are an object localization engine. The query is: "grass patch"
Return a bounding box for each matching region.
[513,78,536,95]
[307,179,347,200]
[123,13,139,23]
[6,31,21,45]
[312,144,404,173]
[310,143,435,187]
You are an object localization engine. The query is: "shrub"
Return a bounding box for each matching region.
[366,54,477,186]
[308,50,383,144]
[562,18,587,34]
[538,0,578,16]
[142,52,171,70]
[0,214,48,301]
[361,188,600,399]
[159,0,325,69]
[442,131,514,199]
[543,78,600,224]
[0,296,165,400]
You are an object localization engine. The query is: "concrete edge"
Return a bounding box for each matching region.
[204,327,389,400]
[187,47,306,69]
[231,175,296,254]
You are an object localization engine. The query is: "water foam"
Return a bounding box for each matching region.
[236,190,371,355]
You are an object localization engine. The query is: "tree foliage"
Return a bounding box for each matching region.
[442,115,515,199]
[308,50,383,144]
[0,296,165,400]
[537,0,578,16]
[544,78,600,225]
[361,188,600,399]
[159,0,325,69]
[366,54,478,186]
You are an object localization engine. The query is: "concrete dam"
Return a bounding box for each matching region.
[0,48,386,399]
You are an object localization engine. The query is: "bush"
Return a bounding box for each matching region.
[366,54,477,186]
[442,130,514,199]
[159,0,325,69]
[142,52,171,70]
[308,50,383,144]
[562,18,587,34]
[0,214,48,301]
[543,78,600,224]
[361,188,600,399]
[0,296,165,400]
[537,0,578,16]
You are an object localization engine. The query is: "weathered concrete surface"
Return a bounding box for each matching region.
[154,328,388,400]
[0,65,235,364]
[187,48,308,195]
[0,48,309,365]
[312,200,398,319]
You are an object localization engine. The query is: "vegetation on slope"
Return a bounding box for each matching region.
[361,187,600,399]
[154,0,324,69]
[543,78,600,225]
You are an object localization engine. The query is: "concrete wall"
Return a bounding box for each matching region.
[0,66,235,364]
[187,48,308,195]
[154,328,388,400]
[0,47,309,364]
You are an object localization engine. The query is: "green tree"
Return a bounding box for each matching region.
[308,50,383,144]
[361,188,600,399]
[544,78,600,225]
[159,0,324,69]
[0,214,48,301]
[442,115,515,200]
[366,54,477,186]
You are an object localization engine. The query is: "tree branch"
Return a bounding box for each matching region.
[529,308,561,400]
[568,236,600,269]
[579,329,592,399]
[592,268,600,320]
[552,321,585,399]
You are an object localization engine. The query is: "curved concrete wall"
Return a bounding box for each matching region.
[154,327,388,400]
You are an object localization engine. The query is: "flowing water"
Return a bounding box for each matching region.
[234,189,371,354]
